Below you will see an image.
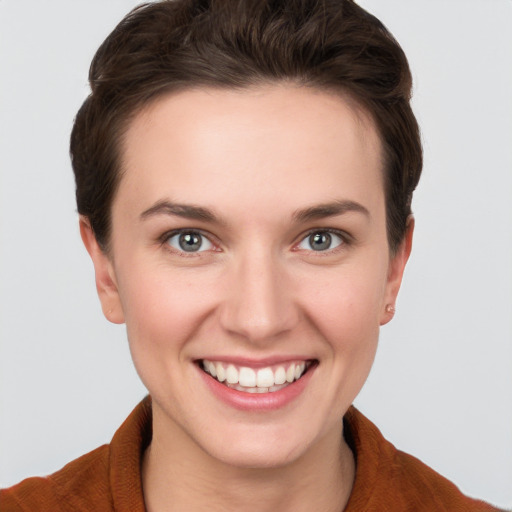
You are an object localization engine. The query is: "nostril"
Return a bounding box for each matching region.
[218,263,299,342]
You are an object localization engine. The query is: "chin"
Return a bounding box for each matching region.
[205,437,308,470]
[194,417,328,471]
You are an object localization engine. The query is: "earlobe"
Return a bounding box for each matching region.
[79,217,125,324]
[380,216,414,326]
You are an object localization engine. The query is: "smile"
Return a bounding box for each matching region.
[200,359,314,393]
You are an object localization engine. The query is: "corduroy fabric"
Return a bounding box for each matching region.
[1,396,502,511]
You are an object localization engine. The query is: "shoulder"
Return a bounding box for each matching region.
[1,397,151,512]
[344,407,503,512]
[0,445,111,512]
[389,448,501,511]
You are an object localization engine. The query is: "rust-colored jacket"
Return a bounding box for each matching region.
[0,397,502,511]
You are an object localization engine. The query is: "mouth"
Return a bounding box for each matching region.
[199,359,316,394]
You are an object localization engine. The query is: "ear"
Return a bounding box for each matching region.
[79,216,125,324]
[380,216,414,325]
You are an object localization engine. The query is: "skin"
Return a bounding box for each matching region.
[81,85,413,512]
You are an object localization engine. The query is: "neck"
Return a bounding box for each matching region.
[142,410,355,512]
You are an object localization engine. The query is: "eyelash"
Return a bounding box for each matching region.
[293,228,351,254]
[158,228,352,256]
[159,229,219,257]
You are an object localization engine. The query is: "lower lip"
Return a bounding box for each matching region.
[198,363,316,412]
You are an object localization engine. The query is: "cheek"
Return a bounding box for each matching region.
[301,260,388,337]
[298,261,387,388]
[309,279,381,372]
[313,283,381,413]
[116,265,220,368]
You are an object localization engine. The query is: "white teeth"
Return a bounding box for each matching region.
[201,359,311,393]
[274,366,286,385]
[226,365,238,384]
[269,383,288,392]
[207,361,217,377]
[239,367,256,387]
[256,367,274,388]
[216,363,226,382]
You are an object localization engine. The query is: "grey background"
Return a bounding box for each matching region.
[1,1,511,508]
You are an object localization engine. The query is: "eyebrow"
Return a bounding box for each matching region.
[292,200,370,223]
[140,199,369,224]
[140,200,220,223]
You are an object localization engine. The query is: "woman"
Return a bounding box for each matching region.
[1,0,509,510]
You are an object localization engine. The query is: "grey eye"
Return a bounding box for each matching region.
[167,231,213,253]
[298,231,343,252]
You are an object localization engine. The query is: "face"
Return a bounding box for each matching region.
[82,85,411,470]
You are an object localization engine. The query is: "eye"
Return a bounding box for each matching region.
[166,230,214,253]
[297,230,345,252]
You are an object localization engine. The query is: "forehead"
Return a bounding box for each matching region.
[116,85,384,220]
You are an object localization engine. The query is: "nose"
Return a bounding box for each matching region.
[219,249,299,344]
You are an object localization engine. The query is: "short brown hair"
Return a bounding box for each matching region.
[70,0,422,252]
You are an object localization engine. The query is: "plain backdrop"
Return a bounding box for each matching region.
[0,0,511,508]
